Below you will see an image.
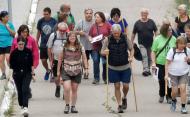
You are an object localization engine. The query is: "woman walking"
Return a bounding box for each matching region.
[57,31,88,114]
[10,37,33,116]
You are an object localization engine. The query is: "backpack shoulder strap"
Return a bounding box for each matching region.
[172,47,177,60]
[184,47,188,56]
[52,32,57,47]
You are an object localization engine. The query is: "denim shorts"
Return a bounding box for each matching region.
[108,68,131,83]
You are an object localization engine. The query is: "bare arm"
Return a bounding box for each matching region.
[6,25,15,36]
[131,33,136,44]
[151,51,157,67]
[82,52,88,69]
[48,48,53,66]
[36,30,41,44]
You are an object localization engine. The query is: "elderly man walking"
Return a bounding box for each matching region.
[131,8,157,77]
[101,24,134,113]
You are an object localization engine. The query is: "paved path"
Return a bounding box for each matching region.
[13,0,190,117]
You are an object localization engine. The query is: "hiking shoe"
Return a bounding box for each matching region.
[55,86,60,98]
[142,71,149,77]
[159,97,164,103]
[0,73,6,80]
[122,98,127,109]
[181,107,188,114]
[92,79,99,85]
[71,106,78,113]
[170,101,176,112]
[64,105,70,114]
[22,107,29,117]
[118,105,124,113]
[44,71,50,81]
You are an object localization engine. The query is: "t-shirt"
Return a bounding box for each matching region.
[37,17,57,48]
[175,16,190,35]
[132,19,157,47]
[151,35,176,65]
[89,22,111,50]
[166,48,190,76]
[47,32,67,60]
[109,18,128,33]
[0,22,15,47]
[74,20,93,50]
[101,34,133,71]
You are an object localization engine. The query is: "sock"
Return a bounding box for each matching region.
[182,104,185,108]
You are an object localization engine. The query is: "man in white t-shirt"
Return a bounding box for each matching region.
[47,22,68,98]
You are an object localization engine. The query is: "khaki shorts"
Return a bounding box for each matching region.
[61,70,82,84]
[169,73,188,87]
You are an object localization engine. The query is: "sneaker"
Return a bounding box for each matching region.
[181,107,188,114]
[92,79,99,85]
[170,101,176,112]
[64,105,70,114]
[44,71,50,81]
[55,86,60,98]
[118,105,124,113]
[22,107,29,117]
[0,73,6,80]
[159,97,164,103]
[122,98,127,109]
[142,71,149,77]
[71,106,78,113]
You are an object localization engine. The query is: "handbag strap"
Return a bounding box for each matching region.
[156,35,172,58]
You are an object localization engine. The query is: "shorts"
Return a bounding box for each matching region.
[169,73,188,87]
[40,47,48,59]
[0,46,11,54]
[61,70,82,84]
[108,68,131,83]
[85,50,92,60]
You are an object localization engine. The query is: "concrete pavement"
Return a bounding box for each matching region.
[13,0,190,117]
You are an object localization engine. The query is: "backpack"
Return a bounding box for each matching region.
[172,47,190,65]
[52,32,67,47]
[63,46,83,76]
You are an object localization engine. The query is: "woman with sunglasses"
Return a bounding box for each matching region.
[0,11,15,80]
[10,36,33,117]
[11,24,39,98]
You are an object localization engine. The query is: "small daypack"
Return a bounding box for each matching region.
[63,47,83,76]
[172,47,190,65]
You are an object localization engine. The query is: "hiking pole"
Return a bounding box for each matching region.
[130,62,138,112]
[106,50,109,110]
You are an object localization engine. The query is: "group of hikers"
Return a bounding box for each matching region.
[1,2,190,116]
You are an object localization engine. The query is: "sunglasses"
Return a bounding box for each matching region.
[59,29,67,33]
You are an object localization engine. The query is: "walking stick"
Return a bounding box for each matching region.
[106,53,109,109]
[130,62,138,112]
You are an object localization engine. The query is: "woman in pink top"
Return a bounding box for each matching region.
[11,24,39,98]
[11,25,39,69]
[89,11,111,84]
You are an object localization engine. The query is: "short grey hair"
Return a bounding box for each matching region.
[178,4,187,13]
[111,24,121,32]
[140,8,149,13]
[58,22,68,30]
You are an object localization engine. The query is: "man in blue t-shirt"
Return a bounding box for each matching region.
[36,7,57,80]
